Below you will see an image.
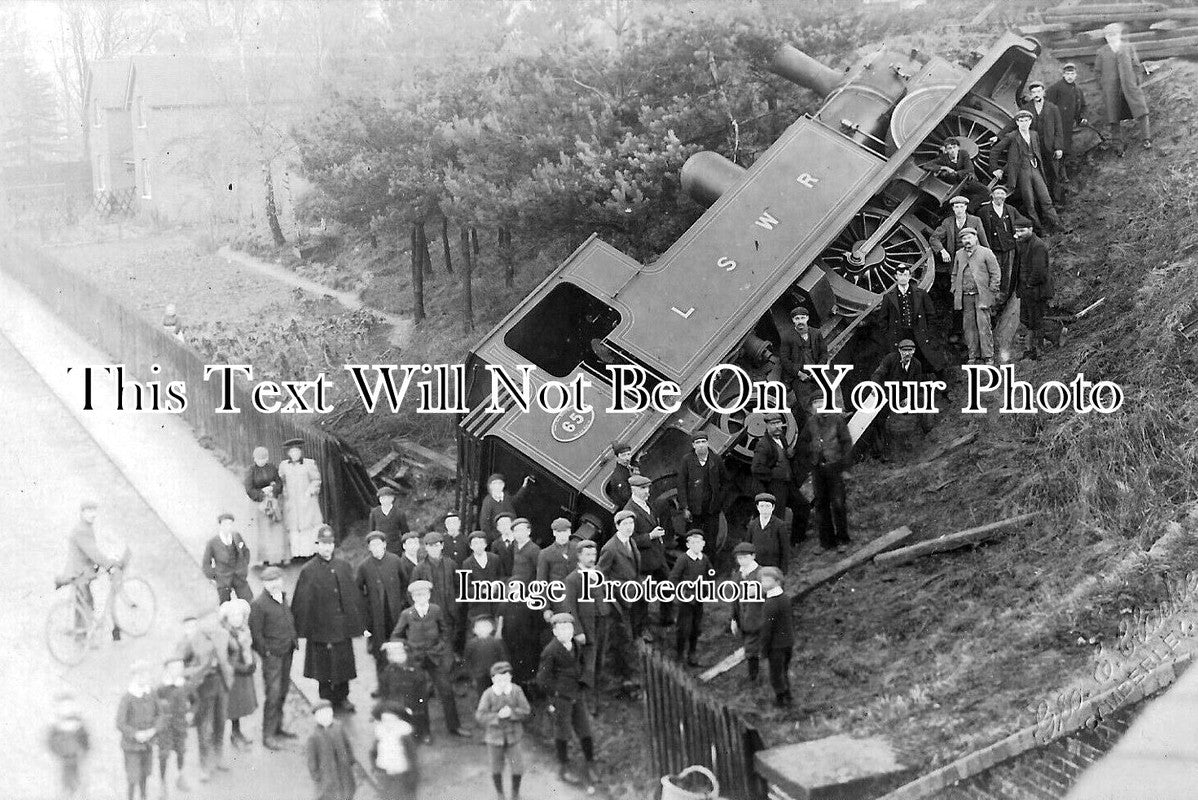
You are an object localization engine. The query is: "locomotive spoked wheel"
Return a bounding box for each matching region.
[818,207,932,298]
[914,107,1005,182]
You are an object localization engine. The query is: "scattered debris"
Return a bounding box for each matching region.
[874,513,1042,568]
[1020,4,1198,61]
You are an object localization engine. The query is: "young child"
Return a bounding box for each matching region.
[536,613,597,789]
[46,691,90,800]
[371,701,419,800]
[758,567,796,708]
[669,530,713,666]
[475,661,530,800]
[306,700,356,800]
[116,660,160,800]
[155,658,193,796]
[463,615,510,699]
[378,639,430,744]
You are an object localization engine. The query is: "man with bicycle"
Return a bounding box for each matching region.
[61,500,125,640]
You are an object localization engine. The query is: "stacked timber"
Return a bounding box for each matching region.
[1020,2,1198,61]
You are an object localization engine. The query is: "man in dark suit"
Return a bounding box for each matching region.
[459,531,503,624]
[877,264,945,376]
[920,137,990,210]
[355,531,406,683]
[975,185,1023,297]
[624,475,671,633]
[606,442,635,509]
[668,531,713,666]
[870,340,929,462]
[1020,82,1065,199]
[758,567,796,708]
[396,532,423,599]
[413,532,462,654]
[993,109,1061,233]
[291,527,367,713]
[745,493,790,573]
[488,512,517,578]
[1013,220,1058,360]
[368,487,409,556]
[752,414,793,514]
[729,542,763,682]
[567,539,636,697]
[1046,64,1087,193]
[597,511,642,693]
[798,396,854,552]
[248,566,298,749]
[201,513,252,603]
[930,195,990,273]
[675,432,725,561]
[779,305,828,422]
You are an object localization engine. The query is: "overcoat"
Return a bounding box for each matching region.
[623,498,667,573]
[676,451,726,518]
[877,285,945,370]
[292,555,367,644]
[306,722,356,800]
[1093,43,1149,122]
[1046,79,1087,152]
[747,515,790,572]
[929,213,990,264]
[1014,234,1054,302]
[356,552,407,643]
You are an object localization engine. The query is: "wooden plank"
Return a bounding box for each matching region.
[367,450,400,478]
[389,437,457,476]
[875,512,1041,568]
[698,647,747,682]
[793,525,916,600]
[968,0,999,26]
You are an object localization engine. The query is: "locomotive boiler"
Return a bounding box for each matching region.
[457,33,1040,541]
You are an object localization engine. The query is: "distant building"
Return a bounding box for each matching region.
[84,53,312,234]
[84,60,135,195]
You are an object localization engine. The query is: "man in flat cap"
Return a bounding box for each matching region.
[597,510,643,689]
[460,531,504,624]
[202,513,252,604]
[537,519,580,604]
[305,699,355,800]
[993,109,1061,233]
[506,518,544,685]
[413,531,462,654]
[565,538,631,698]
[1013,218,1059,360]
[292,526,366,714]
[356,531,406,684]
[877,262,946,379]
[976,185,1023,299]
[752,414,794,516]
[870,340,928,461]
[488,511,517,577]
[931,195,989,273]
[606,442,636,509]
[950,226,1002,366]
[440,509,471,566]
[1046,63,1088,192]
[477,473,533,542]
[758,567,796,709]
[729,542,764,682]
[392,580,468,738]
[396,532,424,597]
[779,305,828,423]
[669,531,714,666]
[1095,22,1152,153]
[797,394,854,552]
[746,493,790,573]
[369,486,409,556]
[1007,81,1064,199]
[249,565,298,749]
[922,137,990,209]
[537,613,598,788]
[624,474,671,635]
[676,431,727,563]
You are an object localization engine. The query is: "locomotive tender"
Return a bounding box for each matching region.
[458,33,1041,541]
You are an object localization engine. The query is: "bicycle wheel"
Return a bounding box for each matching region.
[113,577,156,637]
[45,599,88,666]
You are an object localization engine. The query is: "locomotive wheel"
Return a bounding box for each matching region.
[716,406,799,462]
[913,106,1006,182]
[818,207,933,303]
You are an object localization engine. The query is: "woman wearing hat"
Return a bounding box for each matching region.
[279,438,324,559]
[245,445,287,566]
[220,599,259,749]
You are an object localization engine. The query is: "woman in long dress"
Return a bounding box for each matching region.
[219,599,258,749]
[279,438,323,559]
[245,446,288,565]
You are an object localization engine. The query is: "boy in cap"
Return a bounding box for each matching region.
[930,194,989,270]
[249,565,298,749]
[537,613,598,788]
[356,531,407,683]
[478,473,533,542]
[488,511,517,577]
[729,543,764,682]
[369,486,409,556]
[412,531,461,653]
[950,226,1003,365]
[461,530,504,625]
[397,532,423,594]
[669,531,714,666]
[506,517,545,684]
[779,305,828,422]
[116,660,160,800]
[202,513,252,603]
[378,640,431,742]
[441,510,471,565]
[475,661,531,800]
[676,432,727,562]
[46,691,90,800]
[1046,63,1087,181]
[746,493,790,573]
[464,615,511,698]
[305,700,356,800]
[758,567,796,708]
[607,442,635,508]
[993,110,1061,232]
[156,657,193,794]
[537,518,579,599]
[392,580,468,738]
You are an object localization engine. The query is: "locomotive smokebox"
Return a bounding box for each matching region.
[770,43,844,96]
[680,151,746,207]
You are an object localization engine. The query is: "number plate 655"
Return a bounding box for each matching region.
[551,406,594,443]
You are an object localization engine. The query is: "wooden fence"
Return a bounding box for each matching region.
[0,237,376,535]
[639,641,767,800]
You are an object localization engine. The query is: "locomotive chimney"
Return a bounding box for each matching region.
[680,151,746,207]
[770,44,844,97]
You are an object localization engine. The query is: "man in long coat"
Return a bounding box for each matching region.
[877,264,945,376]
[675,432,726,560]
[606,443,635,509]
[292,526,366,714]
[305,701,356,800]
[779,305,828,421]
[1046,63,1088,184]
[1010,82,1064,199]
[368,487,408,556]
[624,475,671,632]
[1094,23,1151,152]
[1013,220,1058,360]
[355,531,406,682]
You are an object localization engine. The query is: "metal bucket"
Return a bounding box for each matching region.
[660,765,721,800]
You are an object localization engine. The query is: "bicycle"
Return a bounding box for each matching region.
[46,565,157,666]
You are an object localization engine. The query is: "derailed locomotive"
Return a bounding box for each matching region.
[457,33,1041,541]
